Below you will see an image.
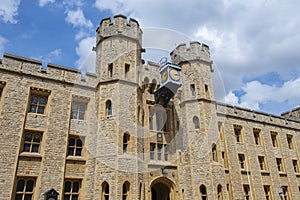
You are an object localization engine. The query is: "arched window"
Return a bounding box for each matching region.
[143,77,149,91]
[122,181,130,200]
[106,100,112,116]
[101,181,109,200]
[212,143,217,162]
[193,116,199,129]
[123,133,130,153]
[217,184,223,200]
[200,185,207,200]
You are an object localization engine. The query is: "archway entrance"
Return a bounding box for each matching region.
[151,181,170,200]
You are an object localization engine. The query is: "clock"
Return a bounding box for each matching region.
[169,69,180,81]
[161,69,168,83]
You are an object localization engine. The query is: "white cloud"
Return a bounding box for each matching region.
[0,0,21,23]
[33,49,62,63]
[223,78,300,112]
[0,36,8,55]
[39,0,55,7]
[65,9,93,29]
[75,37,96,72]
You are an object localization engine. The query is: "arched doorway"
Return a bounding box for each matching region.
[151,182,170,200]
[150,177,175,200]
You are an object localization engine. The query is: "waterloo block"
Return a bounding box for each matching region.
[1,15,300,200]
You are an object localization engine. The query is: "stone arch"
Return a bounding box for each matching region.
[150,177,176,200]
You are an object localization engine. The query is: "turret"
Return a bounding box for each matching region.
[95,15,143,82]
[170,41,214,101]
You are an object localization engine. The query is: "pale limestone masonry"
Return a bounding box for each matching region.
[0,15,300,200]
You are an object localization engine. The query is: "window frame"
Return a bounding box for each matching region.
[276,158,284,172]
[63,179,81,200]
[21,131,43,154]
[271,131,279,147]
[234,125,243,143]
[253,128,262,146]
[258,156,267,171]
[286,134,294,150]
[14,177,36,200]
[71,100,88,120]
[199,185,207,200]
[238,154,246,169]
[67,136,84,157]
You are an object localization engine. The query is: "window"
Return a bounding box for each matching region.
[204,84,209,98]
[218,122,224,141]
[190,84,195,96]
[271,132,279,147]
[238,154,245,169]
[164,145,168,161]
[29,94,48,114]
[200,185,207,200]
[157,144,162,160]
[125,64,130,78]
[258,156,267,171]
[149,114,154,130]
[71,102,87,120]
[150,143,155,160]
[64,180,80,200]
[108,63,113,78]
[276,158,284,172]
[281,186,289,200]
[123,133,130,153]
[106,100,112,116]
[212,143,217,162]
[264,185,271,200]
[292,160,299,173]
[22,131,42,153]
[221,151,228,168]
[234,125,243,143]
[243,185,250,200]
[102,181,109,200]
[253,128,262,145]
[217,184,223,200]
[193,116,199,129]
[68,137,83,157]
[15,178,35,200]
[286,135,294,150]
[122,182,130,200]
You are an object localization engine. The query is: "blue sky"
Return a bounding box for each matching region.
[1,0,300,115]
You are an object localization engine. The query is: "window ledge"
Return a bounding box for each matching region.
[27,112,47,117]
[241,169,250,175]
[66,156,86,162]
[261,170,270,176]
[279,172,287,177]
[19,152,42,159]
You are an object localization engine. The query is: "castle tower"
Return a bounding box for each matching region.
[170,42,226,199]
[94,15,144,199]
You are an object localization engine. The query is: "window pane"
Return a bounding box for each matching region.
[73,182,79,192]
[32,144,39,152]
[72,103,78,110]
[17,180,25,192]
[26,180,34,192]
[72,195,78,200]
[39,97,47,105]
[64,195,70,200]
[72,111,78,119]
[37,106,45,114]
[25,134,32,142]
[31,96,38,104]
[24,194,32,200]
[78,113,84,120]
[15,194,23,200]
[75,148,82,156]
[23,144,30,152]
[69,138,75,146]
[33,134,40,142]
[79,104,85,111]
[30,105,37,113]
[65,181,71,192]
[76,139,82,147]
[68,148,74,156]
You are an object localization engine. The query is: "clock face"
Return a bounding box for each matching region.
[161,69,168,83]
[169,69,180,81]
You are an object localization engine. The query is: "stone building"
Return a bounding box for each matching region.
[0,15,300,200]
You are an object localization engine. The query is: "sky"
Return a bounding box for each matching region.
[1,0,300,115]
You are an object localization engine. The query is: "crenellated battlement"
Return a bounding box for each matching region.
[96,14,142,46]
[0,53,98,87]
[170,41,211,65]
